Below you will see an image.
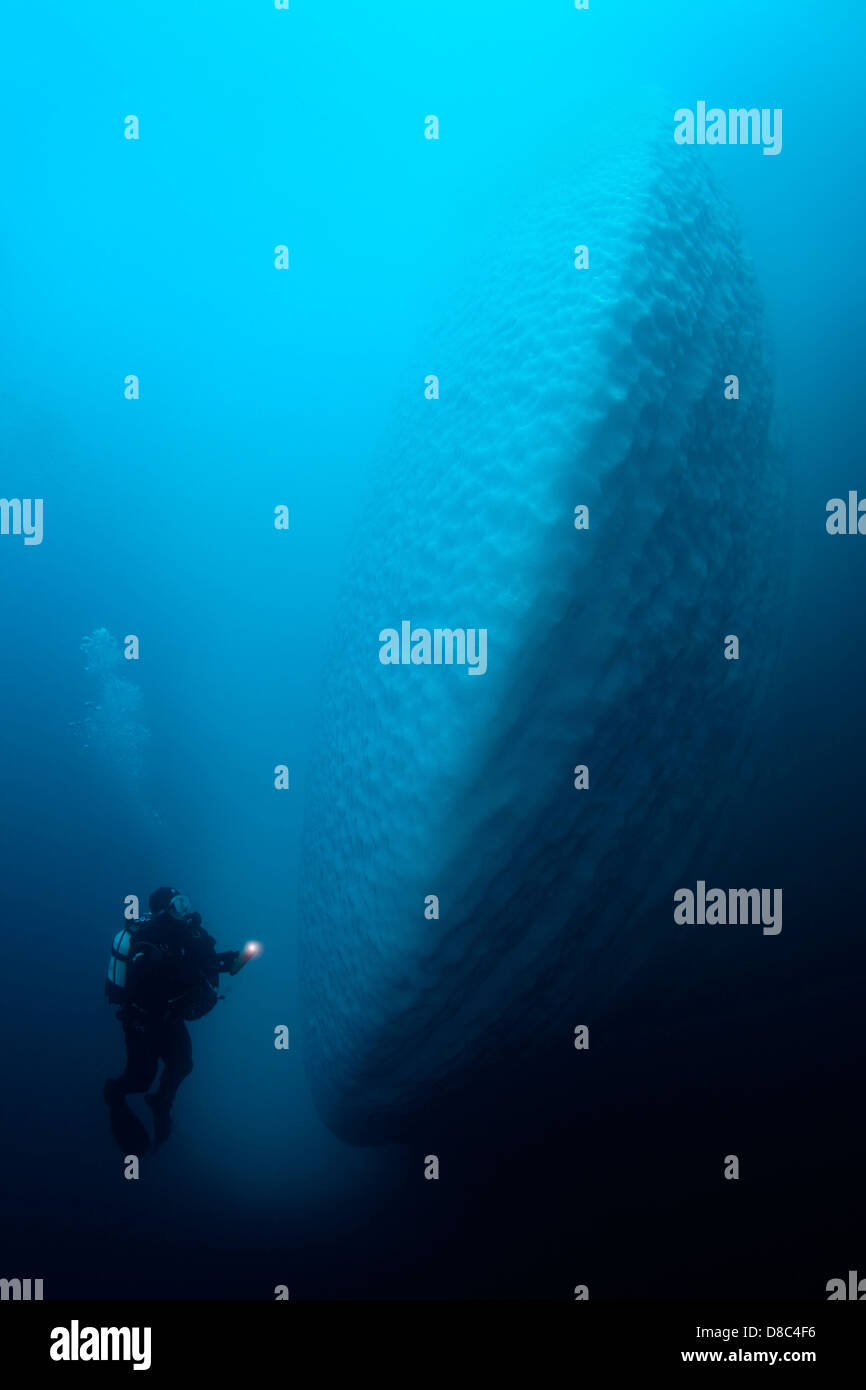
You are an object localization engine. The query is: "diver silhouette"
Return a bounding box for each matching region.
[103,887,243,1152]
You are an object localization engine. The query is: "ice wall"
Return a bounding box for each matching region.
[300,124,781,1143]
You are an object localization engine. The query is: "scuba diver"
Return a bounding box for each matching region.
[103,887,253,1153]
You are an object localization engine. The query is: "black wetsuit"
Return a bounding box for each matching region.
[112,913,238,1109]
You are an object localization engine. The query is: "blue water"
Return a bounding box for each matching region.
[1,1,864,1298]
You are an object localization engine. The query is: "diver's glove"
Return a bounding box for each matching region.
[229,943,260,975]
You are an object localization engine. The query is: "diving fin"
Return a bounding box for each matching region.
[104,1082,151,1155]
[144,1093,173,1149]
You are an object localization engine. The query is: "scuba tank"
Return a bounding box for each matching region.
[105,915,151,1006]
[106,911,222,1020]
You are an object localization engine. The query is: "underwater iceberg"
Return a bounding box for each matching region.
[300,119,782,1144]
